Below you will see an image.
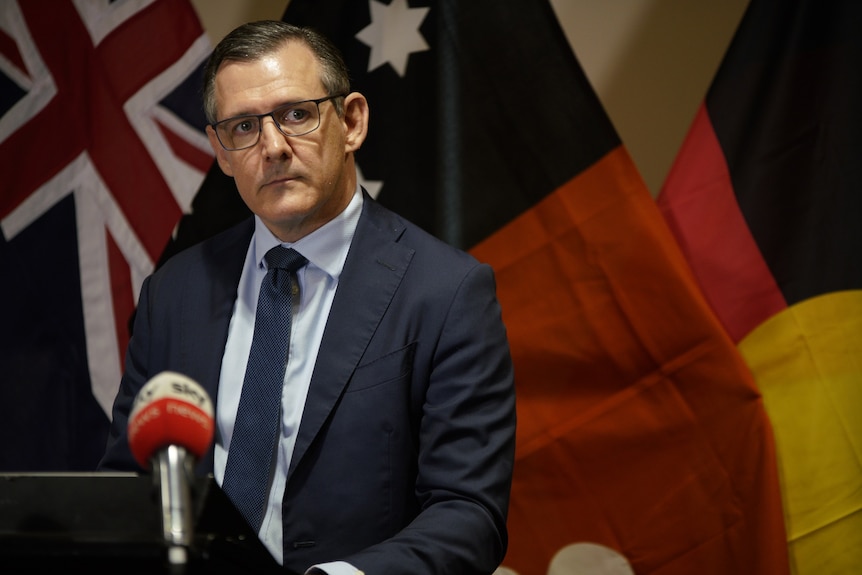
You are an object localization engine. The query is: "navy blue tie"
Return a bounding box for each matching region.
[222,246,307,531]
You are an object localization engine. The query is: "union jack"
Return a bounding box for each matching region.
[0,0,213,469]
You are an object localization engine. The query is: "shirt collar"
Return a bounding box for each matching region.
[251,185,363,280]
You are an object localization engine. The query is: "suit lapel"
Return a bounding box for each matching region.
[288,196,413,477]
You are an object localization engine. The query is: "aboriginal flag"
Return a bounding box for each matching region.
[659,0,862,573]
[280,1,790,574]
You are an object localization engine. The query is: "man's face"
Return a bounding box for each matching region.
[206,41,356,242]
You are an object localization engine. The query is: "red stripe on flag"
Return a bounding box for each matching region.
[658,104,786,342]
[100,0,203,102]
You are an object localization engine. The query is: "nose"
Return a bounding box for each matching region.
[259,116,292,160]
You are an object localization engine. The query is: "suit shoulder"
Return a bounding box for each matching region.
[364,195,481,269]
[156,218,253,274]
[147,217,253,291]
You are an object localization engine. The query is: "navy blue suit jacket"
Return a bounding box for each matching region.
[100,192,516,575]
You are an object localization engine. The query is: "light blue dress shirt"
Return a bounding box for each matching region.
[213,186,363,571]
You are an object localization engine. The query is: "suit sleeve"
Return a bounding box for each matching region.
[98,274,156,472]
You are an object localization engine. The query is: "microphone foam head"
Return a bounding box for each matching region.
[128,371,215,469]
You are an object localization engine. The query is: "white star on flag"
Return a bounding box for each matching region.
[355,0,430,77]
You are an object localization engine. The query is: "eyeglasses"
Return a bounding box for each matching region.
[211,94,346,151]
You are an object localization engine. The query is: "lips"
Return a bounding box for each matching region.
[262,174,296,189]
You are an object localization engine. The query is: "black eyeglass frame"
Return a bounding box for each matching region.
[211,94,347,151]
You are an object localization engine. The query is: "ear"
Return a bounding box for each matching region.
[206,125,234,177]
[342,92,369,153]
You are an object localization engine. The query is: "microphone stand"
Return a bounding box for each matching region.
[154,445,195,574]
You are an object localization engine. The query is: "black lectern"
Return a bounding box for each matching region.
[0,472,289,574]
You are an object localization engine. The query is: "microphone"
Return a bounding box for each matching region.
[128,371,215,571]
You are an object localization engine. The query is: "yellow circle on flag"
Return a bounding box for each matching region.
[739,289,862,575]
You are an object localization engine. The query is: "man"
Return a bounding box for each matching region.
[100,21,516,575]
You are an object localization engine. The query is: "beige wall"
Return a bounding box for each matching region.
[190,0,749,197]
[189,0,285,48]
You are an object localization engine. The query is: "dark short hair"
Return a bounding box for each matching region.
[202,20,350,123]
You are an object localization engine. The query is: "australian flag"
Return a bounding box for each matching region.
[0,0,213,470]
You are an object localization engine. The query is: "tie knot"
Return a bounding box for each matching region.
[264,246,307,273]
